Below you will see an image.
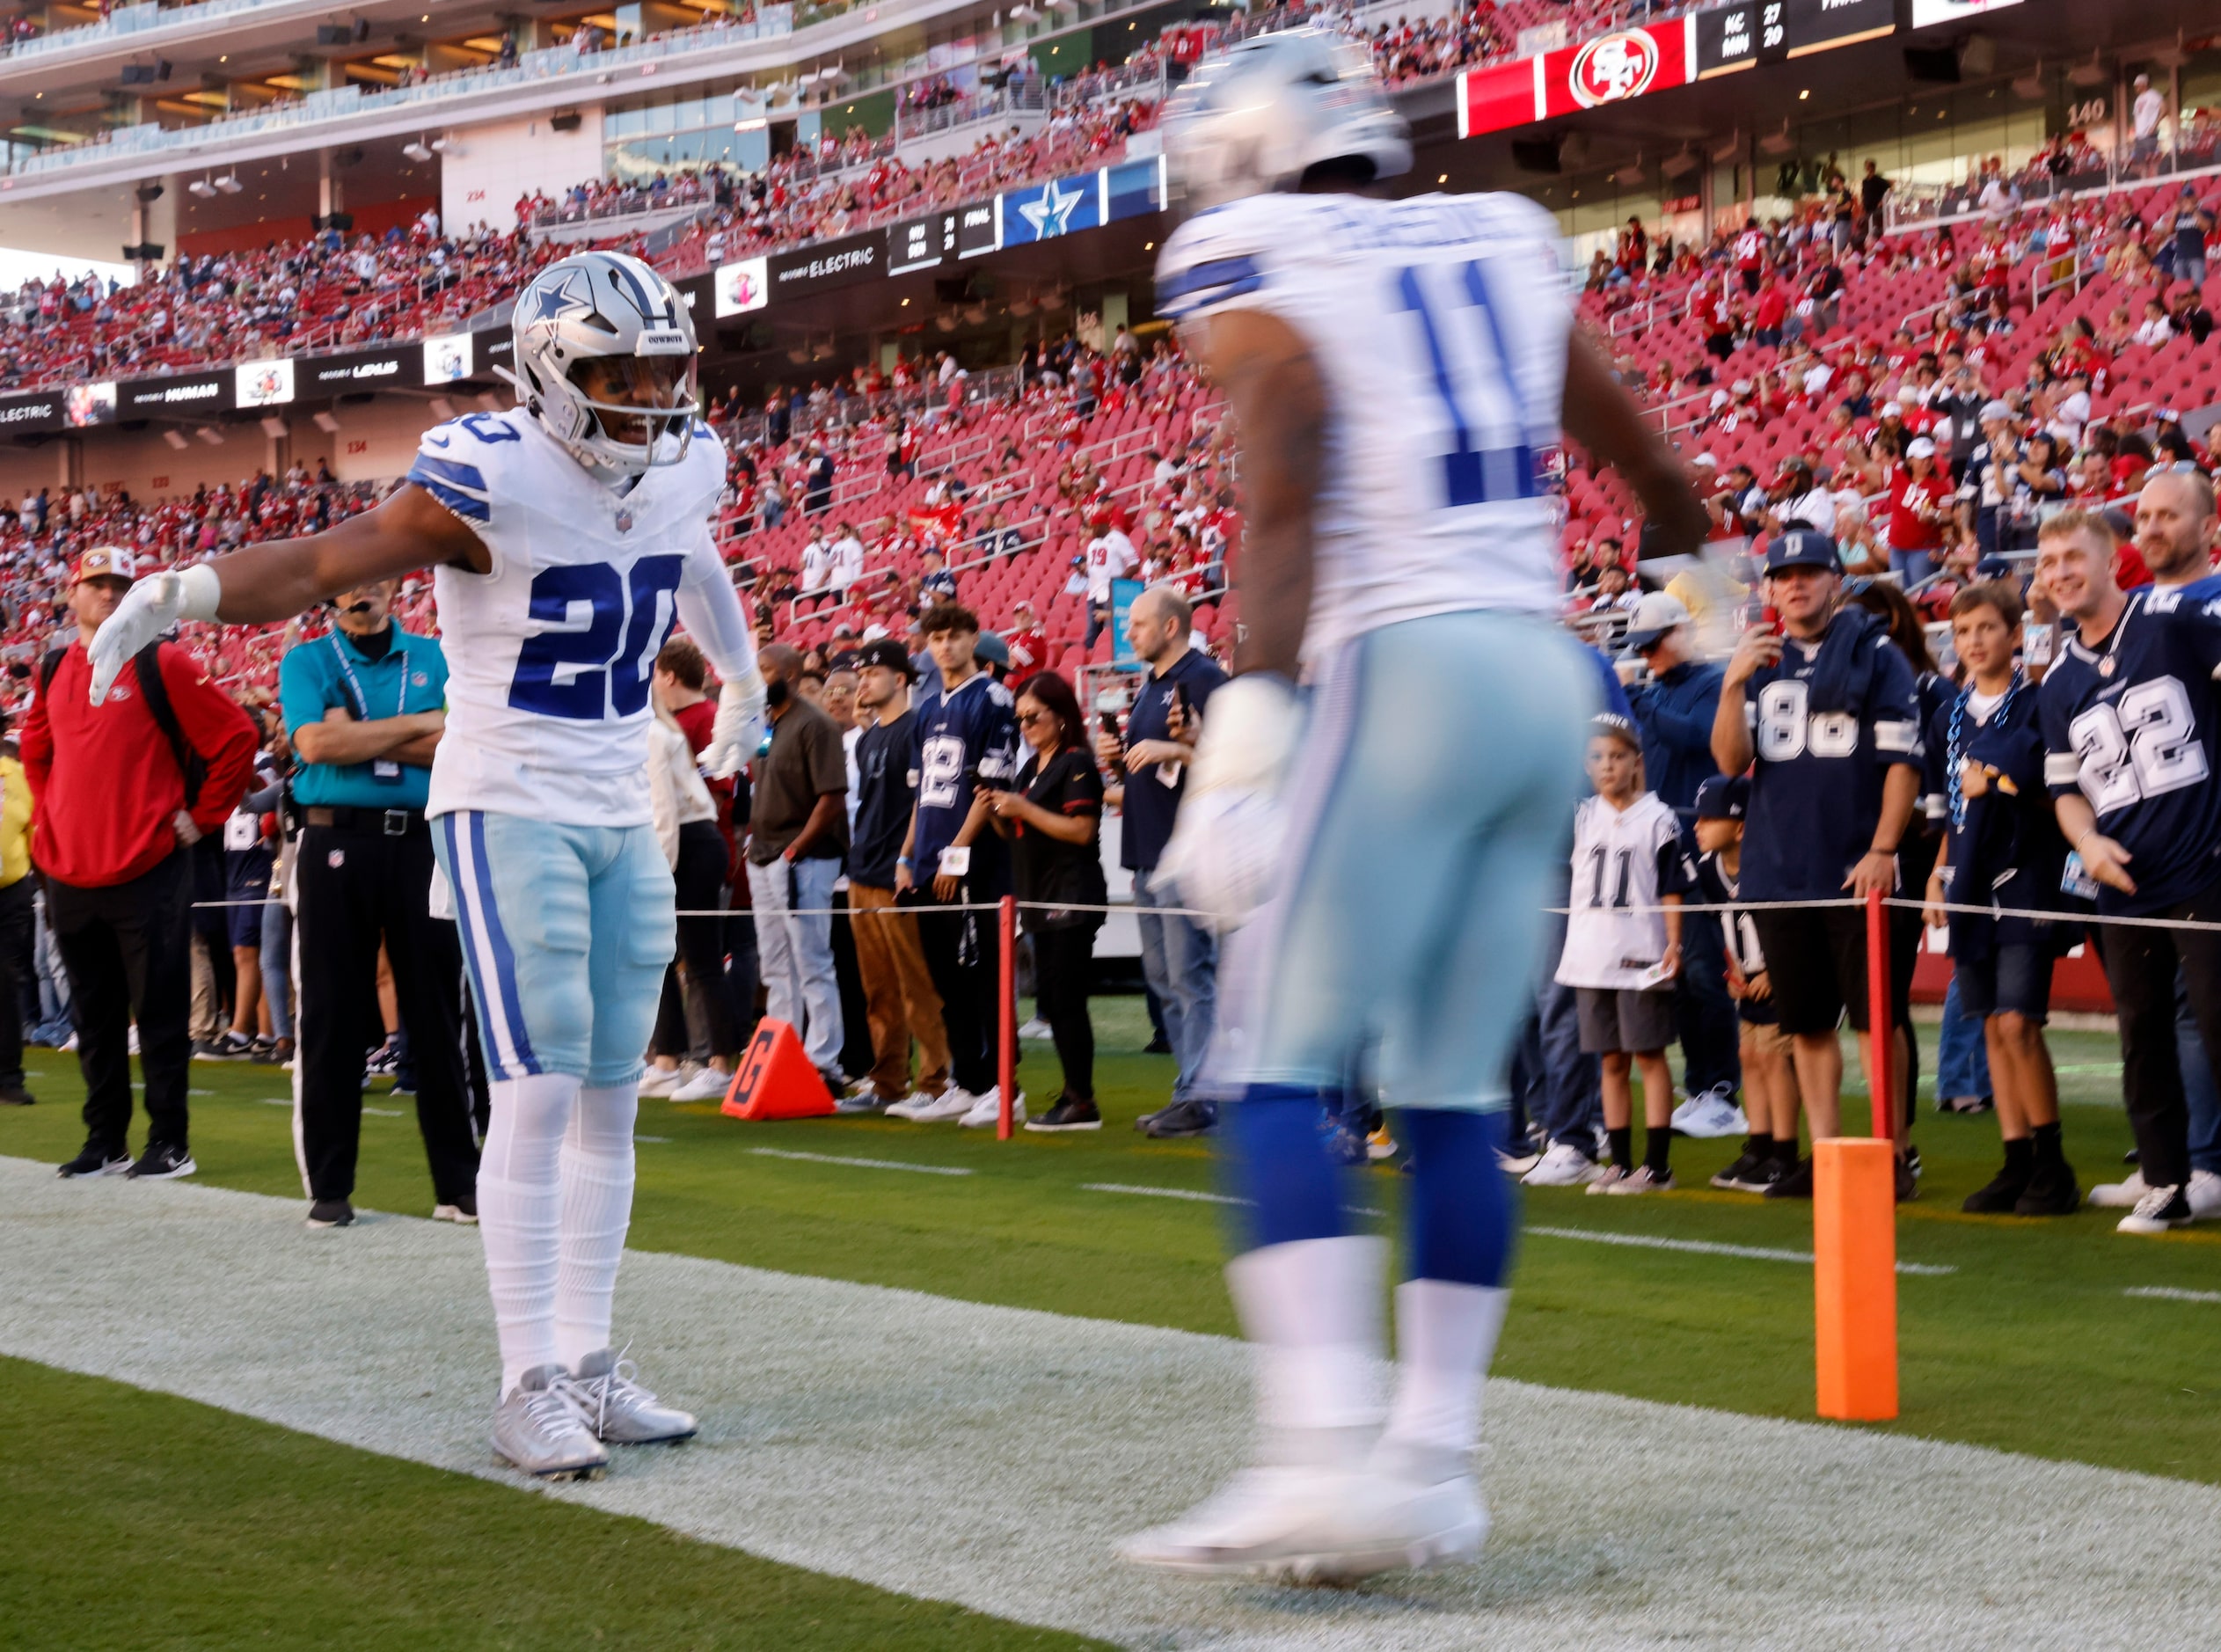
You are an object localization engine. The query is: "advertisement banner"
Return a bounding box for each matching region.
[121,372,226,418]
[301,347,415,395]
[1458,19,1697,138]
[997,172,1102,245]
[713,254,770,317]
[0,390,66,434]
[766,231,881,301]
[1699,0,1894,74]
[234,357,295,409]
[422,332,475,386]
[64,382,117,428]
[1101,155,1167,224]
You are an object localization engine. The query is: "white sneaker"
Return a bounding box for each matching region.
[891,1086,975,1122]
[636,1065,683,1099]
[1018,1017,1055,1041]
[2117,1183,2194,1235]
[491,1365,608,1480]
[1606,1165,1675,1195]
[835,1079,885,1114]
[1523,1142,1604,1187]
[668,1066,731,1103]
[2088,1172,2151,1209]
[1118,1464,1483,1584]
[2189,1168,2221,1218]
[1670,1085,1748,1139]
[1587,1164,1633,1195]
[961,1086,1026,1128]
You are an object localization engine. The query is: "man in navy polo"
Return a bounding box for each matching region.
[1096,584,1226,1137]
[281,577,481,1230]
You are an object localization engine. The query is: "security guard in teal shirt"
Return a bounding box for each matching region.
[279,578,482,1229]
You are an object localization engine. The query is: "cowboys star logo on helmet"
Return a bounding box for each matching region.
[498,249,700,478]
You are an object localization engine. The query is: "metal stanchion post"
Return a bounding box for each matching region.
[997,895,1017,1141]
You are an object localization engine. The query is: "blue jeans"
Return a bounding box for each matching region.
[1675,874,1741,1099]
[1935,973,1991,1103]
[1517,906,1601,1149]
[1890,546,1938,588]
[260,898,294,1042]
[1135,877,1216,1100]
[748,854,846,1073]
[2176,966,2221,1174]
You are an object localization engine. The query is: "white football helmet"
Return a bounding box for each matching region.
[1160,29,1411,214]
[502,250,698,477]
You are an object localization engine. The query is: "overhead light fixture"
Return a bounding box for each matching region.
[1662,146,1699,179]
[162,428,189,450]
[429,134,456,153]
[312,411,341,434]
[2068,51,2108,88]
[2155,32,2191,70]
[1758,121,1794,157]
[1010,3,1038,18]
[214,173,243,194]
[2012,60,2045,99]
[1710,129,1743,163]
[195,426,224,445]
[734,117,767,132]
[402,135,434,162]
[1613,152,1646,186]
[259,415,288,437]
[428,397,456,420]
[188,174,216,199]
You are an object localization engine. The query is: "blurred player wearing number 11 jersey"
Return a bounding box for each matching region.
[1122,33,1707,1582]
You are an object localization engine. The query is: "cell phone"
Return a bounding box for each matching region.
[1099,711,1121,737]
[1762,603,1782,633]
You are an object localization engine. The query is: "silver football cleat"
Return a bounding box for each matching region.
[492,1363,609,1480]
[557,1347,698,1444]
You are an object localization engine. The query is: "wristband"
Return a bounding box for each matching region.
[897,855,915,870]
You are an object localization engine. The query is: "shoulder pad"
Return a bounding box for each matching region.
[1155,196,1280,322]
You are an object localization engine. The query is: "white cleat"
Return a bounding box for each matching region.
[491,1364,609,1480]
[556,1347,698,1444]
[1118,1465,1486,1585]
[892,1086,977,1122]
[1523,1141,1604,1187]
[961,1086,1025,1129]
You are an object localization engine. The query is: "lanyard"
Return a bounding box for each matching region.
[327,629,408,722]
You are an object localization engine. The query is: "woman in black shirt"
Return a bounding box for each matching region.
[986,670,1107,1130]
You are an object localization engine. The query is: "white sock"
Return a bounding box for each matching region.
[552,1083,639,1373]
[1377,1279,1509,1477]
[1225,1236,1386,1452]
[478,1072,580,1396]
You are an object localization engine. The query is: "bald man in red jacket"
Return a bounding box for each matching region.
[21,547,257,1181]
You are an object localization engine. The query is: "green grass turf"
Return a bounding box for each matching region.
[0,1355,1108,1652]
[4,1004,2219,1489]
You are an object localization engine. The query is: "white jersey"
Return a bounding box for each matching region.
[409,408,729,827]
[1555,792,1691,991]
[1155,191,1570,662]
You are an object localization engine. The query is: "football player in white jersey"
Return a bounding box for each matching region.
[1123,33,1706,1582]
[86,251,766,1481]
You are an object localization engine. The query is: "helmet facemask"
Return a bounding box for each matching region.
[566,353,698,470]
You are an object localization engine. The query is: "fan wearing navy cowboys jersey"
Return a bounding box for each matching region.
[2035,504,2221,1234]
[82,251,768,1480]
[1117,31,1707,1584]
[1711,529,1925,1204]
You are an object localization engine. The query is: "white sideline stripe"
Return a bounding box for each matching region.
[1530,1224,1960,1276]
[1,1157,2214,1652]
[2124,1284,2221,1304]
[748,1146,972,1176]
[1084,1181,1242,1204]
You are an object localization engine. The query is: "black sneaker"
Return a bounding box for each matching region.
[1710,1148,1760,1190]
[2117,1184,2194,1234]
[191,1039,228,1060]
[1026,1095,1102,1132]
[1143,1098,1218,1138]
[1962,1159,2032,1214]
[1904,1144,1923,1182]
[0,1083,33,1106]
[1894,1156,1918,1203]
[126,1142,197,1180]
[1143,1034,1173,1055]
[205,1031,255,1061]
[2013,1156,2082,1217]
[58,1142,130,1178]
[307,1197,355,1228]
[1737,1156,1789,1194]
[1764,1157,1816,1199]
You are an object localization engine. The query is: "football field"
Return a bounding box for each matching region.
[4,999,2218,1650]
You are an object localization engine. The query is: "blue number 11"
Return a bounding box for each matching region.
[1393,261,1536,510]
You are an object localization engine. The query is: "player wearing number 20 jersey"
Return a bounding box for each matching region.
[2039,579,2221,915]
[407,406,728,828]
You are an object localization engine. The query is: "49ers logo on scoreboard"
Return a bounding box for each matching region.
[1568,30,1662,106]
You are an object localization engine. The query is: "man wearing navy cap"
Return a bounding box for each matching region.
[1712,530,1925,1201]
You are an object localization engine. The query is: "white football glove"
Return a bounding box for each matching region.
[701,666,768,778]
[1151,673,1303,933]
[86,564,222,705]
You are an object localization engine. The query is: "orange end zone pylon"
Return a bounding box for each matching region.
[720,1020,837,1121]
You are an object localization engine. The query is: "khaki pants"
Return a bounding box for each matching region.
[848,883,950,1099]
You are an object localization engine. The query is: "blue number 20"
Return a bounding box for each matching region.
[508,556,684,720]
[1392,260,1538,510]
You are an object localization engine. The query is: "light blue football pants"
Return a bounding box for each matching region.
[434,811,676,1089]
[1203,610,1596,1111]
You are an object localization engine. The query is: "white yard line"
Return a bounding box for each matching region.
[0,1157,2210,1652]
[1529,1224,1960,1276]
[2124,1284,2221,1305]
[1084,1181,1244,1204]
[748,1146,973,1176]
